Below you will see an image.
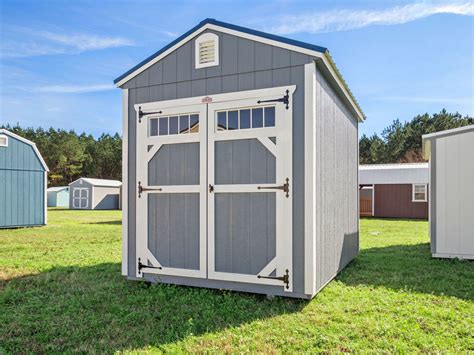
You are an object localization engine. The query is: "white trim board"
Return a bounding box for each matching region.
[122,89,129,275]
[114,22,364,122]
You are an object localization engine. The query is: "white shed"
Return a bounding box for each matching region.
[69,178,122,210]
[423,125,474,259]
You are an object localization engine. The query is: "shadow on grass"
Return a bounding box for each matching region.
[338,242,473,301]
[0,263,305,353]
[84,220,122,225]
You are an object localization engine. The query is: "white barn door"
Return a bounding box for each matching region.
[135,86,294,291]
[207,88,294,291]
[135,102,207,278]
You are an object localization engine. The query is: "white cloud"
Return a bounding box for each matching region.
[265,1,474,34]
[39,32,134,51]
[375,95,473,105]
[37,84,115,94]
[0,26,134,58]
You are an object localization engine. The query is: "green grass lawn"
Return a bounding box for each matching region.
[1,210,472,353]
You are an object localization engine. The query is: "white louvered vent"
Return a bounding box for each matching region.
[195,33,219,69]
[199,40,215,64]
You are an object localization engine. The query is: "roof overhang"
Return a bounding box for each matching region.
[0,129,49,171]
[422,125,474,160]
[114,18,365,122]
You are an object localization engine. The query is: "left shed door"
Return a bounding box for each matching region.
[135,103,207,278]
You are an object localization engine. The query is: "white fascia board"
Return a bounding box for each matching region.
[115,23,364,122]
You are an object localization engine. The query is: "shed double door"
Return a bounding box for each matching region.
[136,88,294,291]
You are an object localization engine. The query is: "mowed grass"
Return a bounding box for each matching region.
[1,210,473,353]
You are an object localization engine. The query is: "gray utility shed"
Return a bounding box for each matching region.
[423,125,474,260]
[69,178,122,210]
[115,19,364,299]
[0,129,49,228]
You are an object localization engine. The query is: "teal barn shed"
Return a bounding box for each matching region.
[0,129,49,228]
[47,186,70,207]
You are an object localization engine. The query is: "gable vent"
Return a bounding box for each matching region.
[195,33,219,69]
[199,40,215,64]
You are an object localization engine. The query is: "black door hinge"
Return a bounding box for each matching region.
[138,257,162,274]
[258,269,290,289]
[257,90,290,110]
[257,178,290,198]
[138,106,163,123]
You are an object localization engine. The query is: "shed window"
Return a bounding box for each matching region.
[149,114,199,136]
[412,184,427,202]
[195,33,219,69]
[0,134,8,147]
[215,106,276,131]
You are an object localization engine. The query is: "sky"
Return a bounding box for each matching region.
[0,0,473,137]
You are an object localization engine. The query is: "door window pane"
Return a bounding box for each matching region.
[228,110,238,130]
[169,116,179,134]
[159,117,168,135]
[264,107,275,127]
[240,109,250,129]
[252,108,263,128]
[190,114,199,133]
[217,111,227,130]
[149,118,159,136]
[179,115,189,134]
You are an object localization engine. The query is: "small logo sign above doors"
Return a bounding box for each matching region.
[201,96,213,103]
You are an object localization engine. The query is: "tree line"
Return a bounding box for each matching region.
[2,109,472,186]
[1,124,122,186]
[359,109,473,164]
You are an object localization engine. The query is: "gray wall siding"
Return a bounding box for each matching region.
[0,135,45,228]
[123,29,312,294]
[314,66,359,292]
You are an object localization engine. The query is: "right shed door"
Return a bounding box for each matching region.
[207,93,293,292]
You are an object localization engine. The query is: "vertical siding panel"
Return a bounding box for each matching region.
[149,85,163,102]
[238,72,255,91]
[169,194,186,268]
[191,79,206,97]
[215,194,233,272]
[255,43,273,71]
[162,52,177,84]
[221,34,238,76]
[206,77,221,95]
[232,193,250,274]
[0,169,5,226]
[177,81,192,99]
[272,68,291,87]
[177,42,192,82]
[206,31,222,78]
[255,70,273,89]
[135,70,149,88]
[238,38,255,73]
[149,61,163,86]
[163,83,177,100]
[128,89,137,276]
[272,47,290,69]
[6,171,12,225]
[221,74,238,93]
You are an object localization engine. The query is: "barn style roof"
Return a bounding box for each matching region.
[69,178,122,187]
[114,18,364,121]
[359,163,429,185]
[0,129,49,171]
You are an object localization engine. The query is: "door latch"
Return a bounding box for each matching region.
[257,90,290,110]
[138,257,162,274]
[209,184,214,193]
[138,181,162,198]
[257,178,290,198]
[258,269,290,289]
